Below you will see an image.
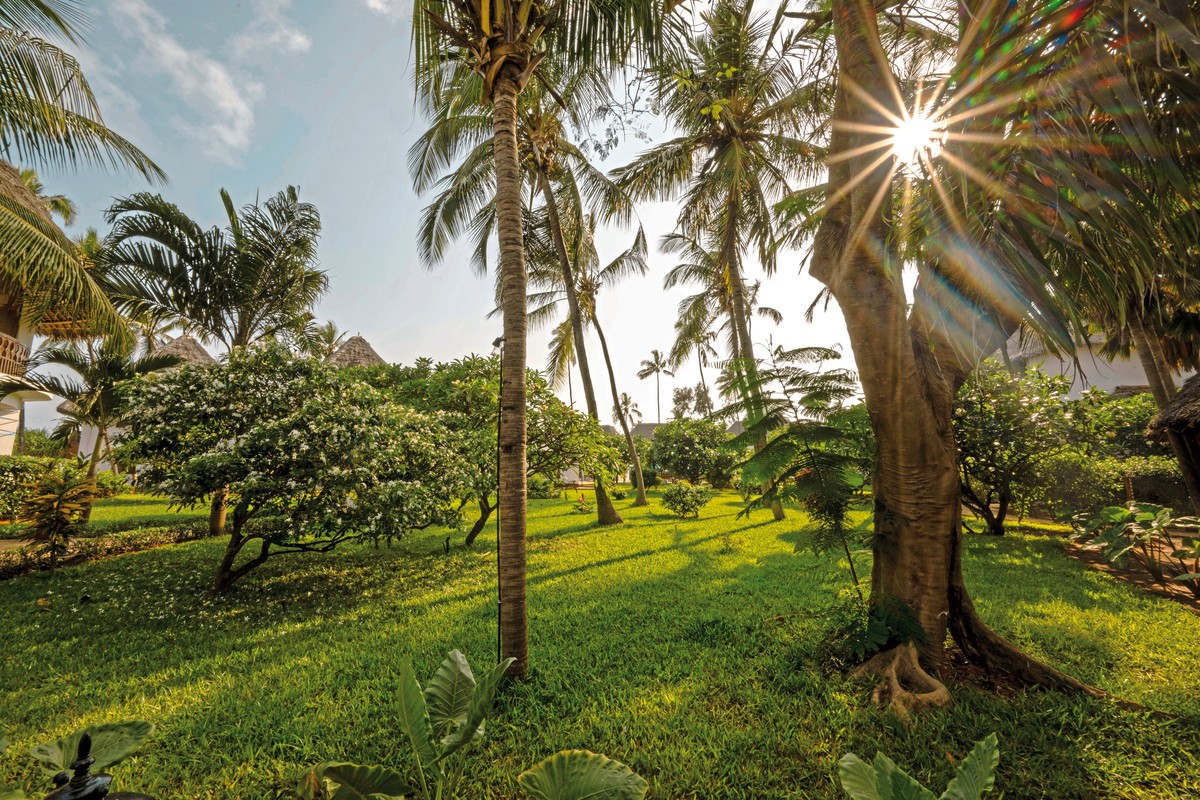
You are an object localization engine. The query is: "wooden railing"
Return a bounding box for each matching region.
[0,333,28,376]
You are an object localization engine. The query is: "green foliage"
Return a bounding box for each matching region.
[0,522,212,580]
[648,419,735,484]
[18,461,98,571]
[954,362,1073,534]
[29,721,154,773]
[660,483,712,518]
[120,344,469,588]
[611,489,627,501]
[1074,503,1200,597]
[518,750,648,800]
[303,650,513,799]
[93,471,128,499]
[1068,388,1166,459]
[16,429,64,458]
[528,475,559,500]
[839,733,999,800]
[1031,451,1123,520]
[821,592,928,667]
[0,457,52,520]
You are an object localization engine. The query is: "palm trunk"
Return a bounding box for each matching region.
[1130,317,1200,514]
[80,426,106,524]
[493,75,530,679]
[537,171,621,525]
[655,374,661,423]
[594,313,648,506]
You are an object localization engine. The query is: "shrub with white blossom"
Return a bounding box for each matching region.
[119,344,469,592]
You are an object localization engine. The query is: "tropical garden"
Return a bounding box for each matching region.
[1,0,1200,798]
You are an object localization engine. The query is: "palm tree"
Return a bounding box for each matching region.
[413,66,629,525]
[1,336,179,520]
[0,1,163,338]
[102,186,325,536]
[20,167,75,225]
[295,319,349,360]
[102,187,327,352]
[637,350,673,424]
[615,393,640,427]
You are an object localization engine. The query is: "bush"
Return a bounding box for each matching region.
[640,469,658,487]
[527,474,559,500]
[648,419,734,483]
[660,483,712,518]
[94,471,129,499]
[1124,456,1189,509]
[612,489,627,500]
[1032,451,1123,520]
[0,522,219,580]
[0,456,52,520]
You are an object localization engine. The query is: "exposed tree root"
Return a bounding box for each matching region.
[853,643,952,721]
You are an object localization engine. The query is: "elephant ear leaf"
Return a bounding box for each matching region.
[517,750,648,800]
[864,753,935,800]
[437,657,514,760]
[297,761,342,800]
[423,649,476,740]
[939,734,999,800]
[30,721,154,772]
[397,657,438,772]
[838,753,883,800]
[322,763,413,800]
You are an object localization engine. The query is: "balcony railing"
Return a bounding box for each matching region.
[0,332,28,376]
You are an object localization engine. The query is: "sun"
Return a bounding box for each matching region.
[889,112,945,168]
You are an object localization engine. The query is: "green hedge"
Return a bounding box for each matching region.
[0,522,212,580]
[1034,453,1188,519]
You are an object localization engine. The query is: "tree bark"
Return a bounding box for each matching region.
[1129,317,1200,514]
[464,496,494,547]
[594,313,648,506]
[210,486,229,538]
[80,426,106,524]
[537,170,621,525]
[493,75,530,679]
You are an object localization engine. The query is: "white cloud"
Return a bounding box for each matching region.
[365,0,405,17]
[231,0,311,60]
[111,0,262,162]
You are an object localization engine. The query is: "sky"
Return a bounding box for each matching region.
[27,0,854,428]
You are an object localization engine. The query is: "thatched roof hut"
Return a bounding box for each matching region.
[326,335,386,368]
[1150,375,1200,434]
[155,335,215,369]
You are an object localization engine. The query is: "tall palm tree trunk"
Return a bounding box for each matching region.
[493,76,530,679]
[594,314,649,506]
[537,172,621,525]
[81,426,106,523]
[1129,317,1200,514]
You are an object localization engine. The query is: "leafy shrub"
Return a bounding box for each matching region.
[1074,502,1200,598]
[648,419,734,483]
[94,470,129,499]
[1123,456,1189,509]
[0,523,211,581]
[840,733,999,800]
[0,456,51,520]
[16,428,66,458]
[612,489,628,500]
[527,474,559,500]
[1032,450,1123,520]
[660,483,712,518]
[640,469,658,487]
[819,591,928,668]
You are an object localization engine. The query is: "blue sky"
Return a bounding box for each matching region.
[31,0,852,427]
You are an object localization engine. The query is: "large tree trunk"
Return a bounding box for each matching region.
[1129,317,1200,514]
[812,0,1100,705]
[80,426,106,524]
[537,171,621,525]
[493,75,530,680]
[594,313,648,506]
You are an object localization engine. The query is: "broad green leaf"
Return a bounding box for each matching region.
[323,762,412,800]
[438,657,514,760]
[297,762,338,800]
[940,733,999,800]
[423,649,476,739]
[874,754,936,800]
[30,721,153,772]
[518,750,648,800]
[396,658,438,771]
[838,753,882,800]
[1173,573,1200,582]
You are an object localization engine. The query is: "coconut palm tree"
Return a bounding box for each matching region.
[101,187,327,352]
[19,167,75,225]
[637,350,673,424]
[615,393,640,427]
[1,336,179,519]
[0,1,163,337]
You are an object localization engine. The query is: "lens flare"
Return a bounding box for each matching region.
[889,112,945,167]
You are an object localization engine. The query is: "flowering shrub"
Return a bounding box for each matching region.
[119,344,470,592]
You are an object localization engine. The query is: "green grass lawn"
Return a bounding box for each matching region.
[2,491,1197,799]
[1,494,207,540]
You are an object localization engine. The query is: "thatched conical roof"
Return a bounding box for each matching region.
[155,335,215,369]
[326,335,386,368]
[0,161,52,224]
[1150,375,1200,433]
